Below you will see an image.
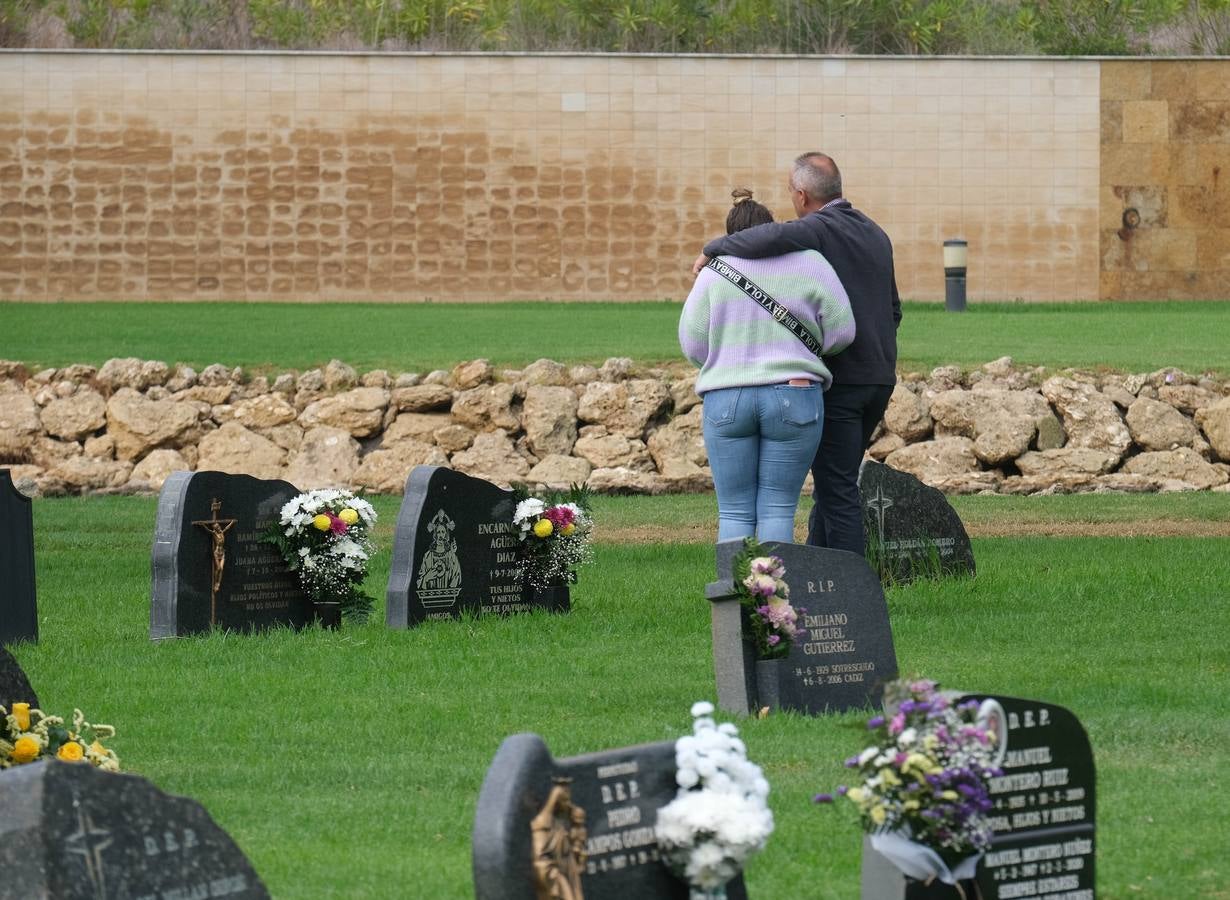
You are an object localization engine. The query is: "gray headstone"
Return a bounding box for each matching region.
[150,471,311,640]
[0,645,39,711]
[0,759,269,898]
[858,694,1096,900]
[0,468,38,645]
[707,540,898,715]
[473,733,748,900]
[859,460,976,583]
[387,466,565,628]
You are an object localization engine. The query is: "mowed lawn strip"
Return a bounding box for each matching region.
[11,495,1230,897]
[4,300,1228,375]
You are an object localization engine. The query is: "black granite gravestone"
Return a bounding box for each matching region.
[474,733,749,900]
[858,694,1096,900]
[0,468,38,645]
[0,645,39,711]
[859,461,976,583]
[151,471,312,640]
[387,466,566,628]
[973,695,1096,900]
[0,759,269,898]
[707,540,898,716]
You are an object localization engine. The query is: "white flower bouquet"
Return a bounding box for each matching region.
[511,485,594,590]
[655,702,774,897]
[266,488,378,623]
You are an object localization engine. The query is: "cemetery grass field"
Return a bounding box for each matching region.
[4,300,1230,377]
[11,493,1230,899]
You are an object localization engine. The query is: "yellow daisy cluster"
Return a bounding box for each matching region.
[1,703,120,772]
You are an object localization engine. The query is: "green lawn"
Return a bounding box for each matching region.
[8,494,1229,898]
[3,300,1228,376]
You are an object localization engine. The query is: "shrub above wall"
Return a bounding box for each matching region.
[2,356,1228,498]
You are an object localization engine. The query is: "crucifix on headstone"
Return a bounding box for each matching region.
[192,498,237,625]
[866,484,894,544]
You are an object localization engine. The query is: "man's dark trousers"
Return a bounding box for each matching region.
[806,383,894,555]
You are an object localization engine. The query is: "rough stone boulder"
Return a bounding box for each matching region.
[285,426,361,488]
[521,359,570,387]
[868,432,906,460]
[1122,447,1228,490]
[195,421,287,480]
[450,383,520,431]
[323,359,358,391]
[577,379,671,438]
[929,470,1004,494]
[1196,397,1230,461]
[928,390,981,438]
[971,405,1034,466]
[391,384,454,413]
[40,389,106,442]
[670,374,701,415]
[646,407,706,474]
[96,357,166,393]
[29,437,81,469]
[106,388,200,461]
[1041,377,1132,459]
[48,456,133,491]
[1158,384,1219,415]
[883,437,979,485]
[352,440,449,494]
[587,466,665,494]
[523,385,579,457]
[433,423,475,453]
[450,430,530,486]
[229,394,299,430]
[1125,397,1200,451]
[127,448,190,491]
[298,387,390,438]
[573,431,654,471]
[883,385,933,441]
[452,359,495,390]
[1015,448,1120,477]
[0,390,42,460]
[526,454,593,488]
[383,412,451,446]
[999,474,1097,495]
[598,357,633,381]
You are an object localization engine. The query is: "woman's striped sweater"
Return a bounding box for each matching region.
[678,249,856,395]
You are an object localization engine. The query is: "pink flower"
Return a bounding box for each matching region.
[327,512,348,535]
[742,573,777,597]
[888,711,906,736]
[543,505,575,528]
[767,634,781,646]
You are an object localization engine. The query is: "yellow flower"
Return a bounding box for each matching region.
[338,508,359,525]
[846,787,865,803]
[870,804,887,825]
[878,767,901,787]
[561,523,575,536]
[11,736,40,764]
[11,702,29,731]
[533,519,553,538]
[312,514,331,531]
[941,790,959,801]
[90,740,107,757]
[57,741,85,762]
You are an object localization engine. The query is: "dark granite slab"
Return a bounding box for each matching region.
[150,471,311,640]
[0,468,38,645]
[0,645,38,711]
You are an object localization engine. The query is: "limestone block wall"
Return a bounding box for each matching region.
[1100,60,1230,300]
[0,51,1102,303]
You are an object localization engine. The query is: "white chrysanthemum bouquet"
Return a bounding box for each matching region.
[655,702,774,895]
[511,485,593,590]
[266,488,378,623]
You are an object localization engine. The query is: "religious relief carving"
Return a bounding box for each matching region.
[416,508,463,608]
[530,778,587,900]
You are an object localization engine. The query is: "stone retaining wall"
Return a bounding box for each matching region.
[2,356,1229,497]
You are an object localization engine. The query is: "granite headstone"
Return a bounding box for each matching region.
[0,645,39,711]
[387,466,566,628]
[474,733,749,900]
[707,540,898,715]
[0,759,269,898]
[859,460,976,583]
[151,471,312,640]
[859,694,1096,900]
[0,468,38,645]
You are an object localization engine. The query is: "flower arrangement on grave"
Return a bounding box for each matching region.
[732,539,800,660]
[655,701,774,900]
[1,703,120,771]
[265,489,378,623]
[511,485,594,590]
[813,678,1002,885]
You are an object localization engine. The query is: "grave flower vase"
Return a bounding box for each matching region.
[312,601,342,630]
[524,582,570,613]
[753,658,783,711]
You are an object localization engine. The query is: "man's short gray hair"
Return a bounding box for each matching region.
[791,152,842,202]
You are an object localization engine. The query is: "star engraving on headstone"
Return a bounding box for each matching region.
[65,795,114,900]
[866,484,894,543]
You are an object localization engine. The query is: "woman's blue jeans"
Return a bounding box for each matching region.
[702,384,824,544]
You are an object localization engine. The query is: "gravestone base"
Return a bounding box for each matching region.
[708,540,897,716]
[860,837,978,900]
[0,760,269,899]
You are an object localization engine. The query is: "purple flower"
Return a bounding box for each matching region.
[867,715,885,729]
[767,634,781,646]
[813,793,834,804]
